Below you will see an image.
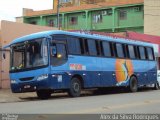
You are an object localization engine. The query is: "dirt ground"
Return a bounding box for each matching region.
[0,89,36,103]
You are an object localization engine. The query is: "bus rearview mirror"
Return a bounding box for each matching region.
[51,46,57,56]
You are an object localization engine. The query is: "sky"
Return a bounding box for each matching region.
[0,0,53,21]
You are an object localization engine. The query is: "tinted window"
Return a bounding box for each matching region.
[139,46,146,60]
[102,42,111,57]
[116,43,124,58]
[67,37,81,54]
[147,47,154,60]
[128,45,136,59]
[87,39,97,56]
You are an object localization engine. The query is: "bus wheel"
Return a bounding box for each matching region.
[129,76,138,92]
[154,82,160,90]
[68,77,81,97]
[36,90,51,100]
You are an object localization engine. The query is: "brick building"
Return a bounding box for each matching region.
[144,0,160,36]
[22,0,144,33]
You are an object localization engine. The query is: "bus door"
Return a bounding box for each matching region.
[147,47,157,84]
[136,46,149,85]
[148,61,157,84]
[50,36,68,89]
[101,58,116,86]
[100,41,116,86]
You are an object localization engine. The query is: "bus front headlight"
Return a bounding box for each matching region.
[37,74,48,81]
[11,80,17,84]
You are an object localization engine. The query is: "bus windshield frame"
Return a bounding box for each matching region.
[10,37,49,73]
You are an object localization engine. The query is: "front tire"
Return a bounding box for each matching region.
[68,77,82,97]
[36,90,51,100]
[129,76,138,92]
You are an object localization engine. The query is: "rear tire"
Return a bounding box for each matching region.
[129,76,138,92]
[68,77,81,97]
[154,82,160,90]
[36,90,51,100]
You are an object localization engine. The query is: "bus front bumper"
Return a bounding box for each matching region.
[10,79,51,93]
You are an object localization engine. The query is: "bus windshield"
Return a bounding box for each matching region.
[10,38,48,72]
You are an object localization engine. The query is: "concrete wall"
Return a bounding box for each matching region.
[16,17,24,23]
[0,60,1,88]
[0,20,57,89]
[144,0,160,36]
[0,23,2,89]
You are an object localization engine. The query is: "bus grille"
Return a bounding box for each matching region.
[19,77,34,81]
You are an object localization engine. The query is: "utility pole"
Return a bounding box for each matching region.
[57,0,60,30]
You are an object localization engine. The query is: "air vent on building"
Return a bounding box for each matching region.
[133,7,141,12]
[102,10,112,16]
[102,11,107,15]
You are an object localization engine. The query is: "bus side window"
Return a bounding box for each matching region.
[67,37,81,55]
[87,39,97,56]
[101,41,111,57]
[128,45,136,59]
[146,47,154,60]
[138,46,146,60]
[115,43,125,58]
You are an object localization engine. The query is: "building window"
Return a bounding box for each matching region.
[93,14,102,23]
[133,6,142,12]
[48,19,55,27]
[69,17,78,25]
[119,10,127,20]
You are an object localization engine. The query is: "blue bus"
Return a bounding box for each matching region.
[5,30,159,99]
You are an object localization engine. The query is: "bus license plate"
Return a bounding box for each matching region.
[24,85,31,89]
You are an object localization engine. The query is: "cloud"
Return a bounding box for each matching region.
[0,10,15,21]
[0,0,53,21]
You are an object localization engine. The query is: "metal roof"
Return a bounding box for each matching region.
[9,30,152,47]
